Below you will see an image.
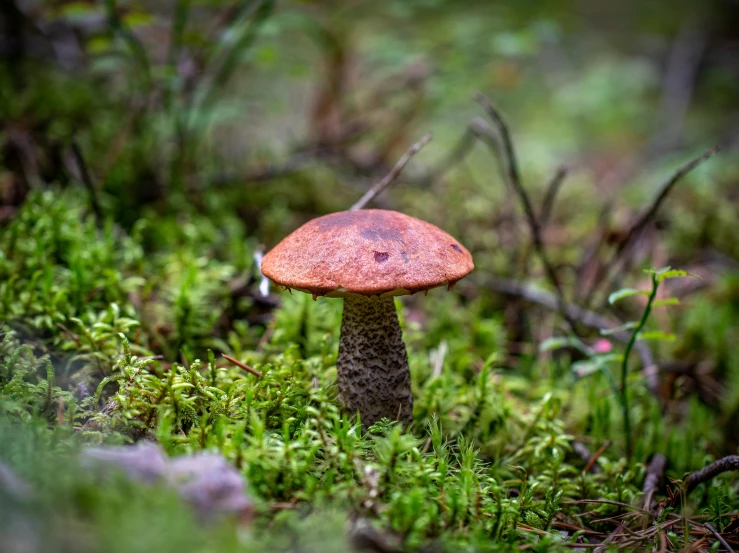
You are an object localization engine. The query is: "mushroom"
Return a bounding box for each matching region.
[261,209,474,427]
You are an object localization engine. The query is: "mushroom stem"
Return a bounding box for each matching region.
[337,294,413,427]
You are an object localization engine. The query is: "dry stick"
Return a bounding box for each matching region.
[540,166,568,229]
[520,166,569,273]
[350,133,432,211]
[427,125,478,182]
[486,276,660,395]
[573,441,597,470]
[684,455,739,496]
[593,522,628,553]
[574,202,614,295]
[704,523,735,553]
[469,118,522,269]
[71,139,103,223]
[584,440,612,474]
[473,92,576,332]
[56,322,82,347]
[643,453,667,512]
[582,145,721,308]
[469,117,508,188]
[222,354,262,377]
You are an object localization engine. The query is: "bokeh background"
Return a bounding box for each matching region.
[3,1,739,551]
[2,0,739,469]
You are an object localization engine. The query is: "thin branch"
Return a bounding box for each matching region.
[685,455,739,496]
[584,441,612,474]
[704,523,735,553]
[473,92,526,212]
[520,166,569,275]
[426,125,478,182]
[222,354,262,377]
[643,453,667,512]
[70,139,103,223]
[486,276,659,395]
[583,145,721,306]
[593,522,627,553]
[474,92,575,331]
[619,146,719,252]
[540,166,568,229]
[468,117,522,268]
[350,133,432,211]
[468,117,507,188]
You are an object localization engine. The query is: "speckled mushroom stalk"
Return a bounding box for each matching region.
[260,209,474,429]
[337,294,413,426]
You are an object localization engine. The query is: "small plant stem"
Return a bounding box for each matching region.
[620,273,658,460]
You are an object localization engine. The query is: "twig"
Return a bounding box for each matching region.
[484,277,603,330]
[350,133,432,211]
[643,453,667,512]
[222,354,262,377]
[540,166,568,229]
[56,322,81,347]
[473,93,526,213]
[520,166,569,274]
[427,125,478,182]
[70,140,103,223]
[684,455,739,496]
[468,117,523,267]
[593,522,627,553]
[584,440,612,474]
[573,441,598,472]
[704,523,735,553]
[583,145,721,306]
[474,92,575,331]
[468,117,507,187]
[486,276,659,394]
[620,146,719,254]
[563,499,650,514]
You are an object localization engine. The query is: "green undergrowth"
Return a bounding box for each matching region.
[1,189,738,552]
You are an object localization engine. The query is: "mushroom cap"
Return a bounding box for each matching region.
[261,209,474,297]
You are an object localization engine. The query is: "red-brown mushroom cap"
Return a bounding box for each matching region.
[261,209,474,297]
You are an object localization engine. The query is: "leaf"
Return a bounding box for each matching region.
[646,266,671,276]
[122,10,154,29]
[539,337,590,354]
[653,298,680,307]
[656,269,701,283]
[638,331,676,342]
[608,288,650,305]
[600,321,637,336]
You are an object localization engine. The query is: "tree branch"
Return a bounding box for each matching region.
[583,145,721,306]
[474,92,575,331]
[487,276,659,395]
[643,453,666,512]
[350,133,432,211]
[540,166,568,229]
[685,455,739,496]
